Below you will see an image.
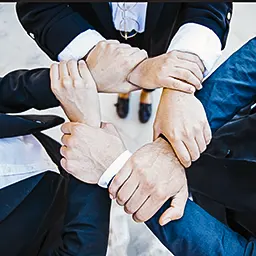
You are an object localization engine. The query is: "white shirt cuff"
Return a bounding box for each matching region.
[58,29,106,61]
[98,150,132,188]
[167,23,222,76]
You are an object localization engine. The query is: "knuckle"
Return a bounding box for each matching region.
[193,125,202,133]
[73,78,83,87]
[98,41,106,47]
[155,189,166,200]
[110,178,121,191]
[64,160,72,172]
[181,129,190,138]
[67,59,76,66]
[144,180,155,190]
[167,51,176,58]
[62,77,72,87]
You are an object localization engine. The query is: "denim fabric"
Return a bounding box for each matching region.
[146,200,256,256]
[146,37,256,255]
[197,37,256,133]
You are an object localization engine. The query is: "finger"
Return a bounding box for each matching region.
[60,145,67,157]
[161,77,195,94]
[183,138,200,162]
[78,60,93,81]
[124,184,150,215]
[67,59,80,80]
[60,158,68,171]
[118,43,132,48]
[169,139,191,168]
[106,39,120,44]
[61,134,71,146]
[203,122,212,145]
[61,122,75,134]
[50,63,60,82]
[159,186,188,226]
[108,160,133,199]
[195,132,207,153]
[116,174,139,206]
[175,51,205,73]
[59,61,70,79]
[133,195,165,223]
[170,67,201,90]
[175,59,203,82]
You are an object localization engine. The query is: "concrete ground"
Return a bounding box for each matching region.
[0,3,255,255]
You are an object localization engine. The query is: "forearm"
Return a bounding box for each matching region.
[0,68,59,113]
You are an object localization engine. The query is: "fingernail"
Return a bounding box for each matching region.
[109,194,114,200]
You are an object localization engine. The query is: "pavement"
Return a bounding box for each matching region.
[0,3,255,255]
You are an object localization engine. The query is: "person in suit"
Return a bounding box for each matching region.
[16,1,232,156]
[16,3,233,222]
[59,37,256,255]
[0,62,113,256]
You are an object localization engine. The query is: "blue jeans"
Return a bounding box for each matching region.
[146,37,256,256]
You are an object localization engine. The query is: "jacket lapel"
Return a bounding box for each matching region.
[91,2,116,35]
[0,173,43,221]
[144,3,164,39]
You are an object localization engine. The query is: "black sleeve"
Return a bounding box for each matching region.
[16,3,94,60]
[40,177,111,256]
[175,3,233,49]
[0,68,59,113]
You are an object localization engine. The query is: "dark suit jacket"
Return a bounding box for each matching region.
[16,2,232,59]
[0,69,111,256]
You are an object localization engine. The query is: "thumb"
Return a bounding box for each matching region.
[159,186,188,226]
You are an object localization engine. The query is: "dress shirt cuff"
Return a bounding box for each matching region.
[167,23,222,76]
[98,150,132,188]
[58,29,106,61]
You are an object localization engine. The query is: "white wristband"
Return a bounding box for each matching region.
[98,150,132,188]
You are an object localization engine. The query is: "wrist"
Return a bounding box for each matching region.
[127,57,148,86]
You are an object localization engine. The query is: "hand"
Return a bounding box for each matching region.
[50,60,101,127]
[154,89,212,168]
[60,122,126,184]
[109,137,188,226]
[86,40,148,93]
[127,50,204,93]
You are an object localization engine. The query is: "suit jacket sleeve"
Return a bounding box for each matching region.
[0,68,59,113]
[16,3,94,60]
[175,3,233,49]
[40,176,111,256]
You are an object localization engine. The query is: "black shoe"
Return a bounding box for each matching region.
[115,97,129,119]
[139,103,152,123]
